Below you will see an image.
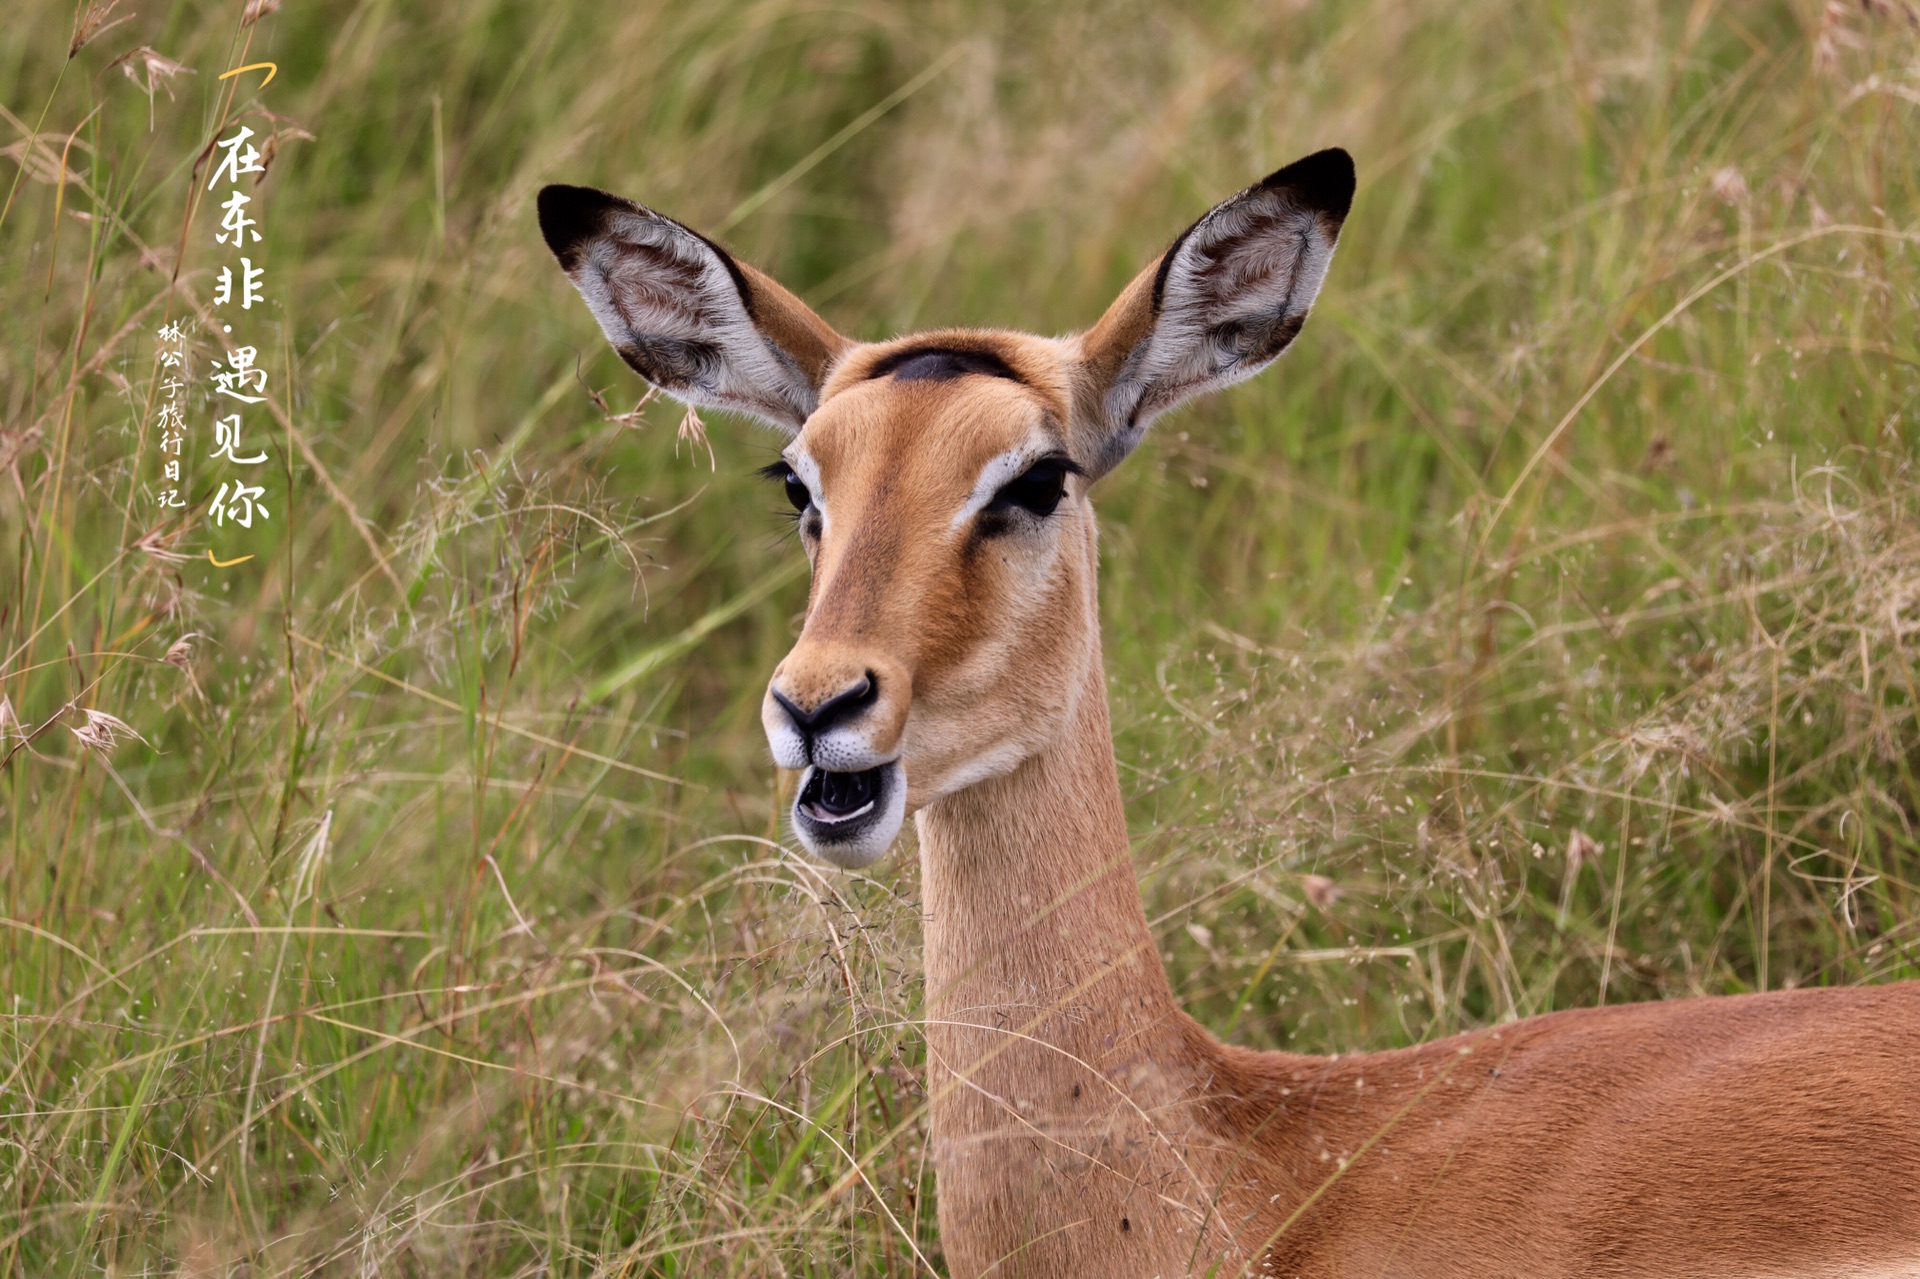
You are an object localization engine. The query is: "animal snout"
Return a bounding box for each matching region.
[762,650,908,773]
[770,672,877,738]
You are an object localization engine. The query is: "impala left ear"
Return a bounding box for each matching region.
[1074,148,1355,475]
[537,184,850,434]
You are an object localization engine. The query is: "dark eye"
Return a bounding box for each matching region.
[760,460,813,513]
[986,459,1073,521]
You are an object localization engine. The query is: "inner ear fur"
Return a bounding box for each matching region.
[1074,147,1356,475]
[537,184,849,433]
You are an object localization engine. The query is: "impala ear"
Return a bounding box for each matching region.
[1074,148,1354,475]
[537,185,850,434]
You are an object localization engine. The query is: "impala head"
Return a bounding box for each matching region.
[539,149,1353,867]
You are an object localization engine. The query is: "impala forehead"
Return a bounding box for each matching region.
[787,374,1064,516]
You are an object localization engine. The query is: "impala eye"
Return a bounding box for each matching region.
[985,458,1076,522]
[760,460,814,513]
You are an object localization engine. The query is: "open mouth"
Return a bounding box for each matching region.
[797,765,884,824]
[788,760,904,869]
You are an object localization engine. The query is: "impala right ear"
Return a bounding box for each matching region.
[1074,148,1355,475]
[537,185,850,434]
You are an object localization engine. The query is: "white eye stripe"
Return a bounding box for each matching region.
[952,448,1039,530]
[787,446,828,535]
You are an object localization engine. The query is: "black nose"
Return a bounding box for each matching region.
[772,672,878,740]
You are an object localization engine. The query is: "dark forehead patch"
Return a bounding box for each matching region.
[866,346,1023,384]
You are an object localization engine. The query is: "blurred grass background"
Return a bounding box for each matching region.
[2,0,1917,1273]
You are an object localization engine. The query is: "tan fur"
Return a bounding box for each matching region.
[539,167,1920,1278]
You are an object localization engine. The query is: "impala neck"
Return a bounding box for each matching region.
[914,646,1182,1061]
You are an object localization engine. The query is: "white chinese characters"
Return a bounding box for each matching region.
[207,126,265,188]
[205,122,274,546]
[211,347,267,403]
[209,414,267,464]
[214,258,263,309]
[208,481,268,528]
[153,321,188,509]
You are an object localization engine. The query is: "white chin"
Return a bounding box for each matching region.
[791,760,906,869]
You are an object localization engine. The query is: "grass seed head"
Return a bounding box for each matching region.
[67,0,130,58]
[1302,874,1342,911]
[106,47,195,101]
[1566,830,1603,869]
[163,633,200,671]
[133,523,193,564]
[69,708,148,756]
[1708,165,1751,207]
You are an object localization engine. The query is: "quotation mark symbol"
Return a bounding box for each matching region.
[217,62,277,88]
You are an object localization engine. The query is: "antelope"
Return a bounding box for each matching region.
[538,149,1920,1278]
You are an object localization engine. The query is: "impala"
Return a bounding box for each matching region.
[538,149,1920,1278]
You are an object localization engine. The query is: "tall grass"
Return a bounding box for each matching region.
[2,0,1917,1273]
